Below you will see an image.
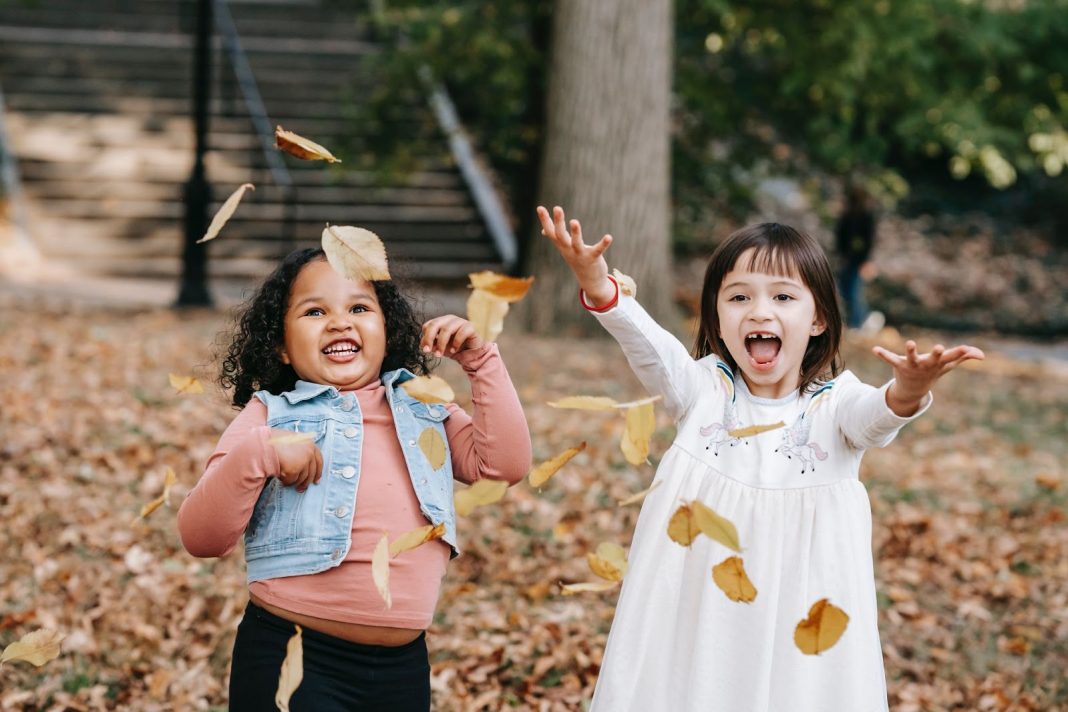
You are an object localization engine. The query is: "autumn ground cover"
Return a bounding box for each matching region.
[1,300,1066,711]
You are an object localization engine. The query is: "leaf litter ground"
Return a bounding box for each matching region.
[0,304,1065,711]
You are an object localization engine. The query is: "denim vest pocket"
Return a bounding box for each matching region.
[246,417,328,550]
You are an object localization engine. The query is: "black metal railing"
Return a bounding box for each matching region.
[212,0,297,254]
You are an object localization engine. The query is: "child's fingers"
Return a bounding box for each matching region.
[536,206,557,239]
[871,345,904,368]
[591,233,613,257]
[905,340,919,366]
[449,322,473,352]
[313,446,323,484]
[569,219,585,249]
[553,206,570,243]
[421,319,443,353]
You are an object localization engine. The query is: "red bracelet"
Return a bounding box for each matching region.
[579,275,620,312]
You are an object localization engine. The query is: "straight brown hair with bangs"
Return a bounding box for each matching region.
[693,223,843,394]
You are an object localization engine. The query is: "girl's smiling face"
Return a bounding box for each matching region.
[280,259,386,391]
[716,249,826,399]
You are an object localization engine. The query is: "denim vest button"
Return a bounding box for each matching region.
[343,426,358,438]
[339,465,356,479]
[408,439,416,446]
[331,548,342,560]
[339,397,354,411]
[334,506,349,518]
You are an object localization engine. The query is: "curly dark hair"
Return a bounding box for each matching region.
[219,247,431,408]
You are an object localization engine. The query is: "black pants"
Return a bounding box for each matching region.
[229,601,431,711]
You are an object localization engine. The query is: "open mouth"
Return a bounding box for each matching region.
[322,339,361,362]
[745,332,781,369]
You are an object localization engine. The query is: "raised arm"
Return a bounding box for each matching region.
[537,205,714,420]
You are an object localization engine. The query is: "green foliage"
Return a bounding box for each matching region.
[345,0,1068,245]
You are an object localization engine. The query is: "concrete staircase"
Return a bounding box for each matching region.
[0,0,504,289]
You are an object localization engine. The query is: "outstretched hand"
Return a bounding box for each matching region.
[873,340,985,416]
[536,205,616,307]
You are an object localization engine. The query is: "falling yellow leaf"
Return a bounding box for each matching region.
[275,624,303,712]
[322,225,390,282]
[389,522,446,557]
[468,271,535,302]
[372,533,392,609]
[561,580,620,595]
[618,479,663,507]
[454,478,508,516]
[712,556,758,603]
[692,500,742,552]
[727,421,786,438]
[668,501,742,551]
[169,373,203,395]
[621,400,656,465]
[613,395,662,409]
[587,542,628,581]
[401,375,455,404]
[131,467,178,524]
[418,427,447,470]
[269,432,316,447]
[612,268,636,297]
[794,598,850,655]
[275,125,341,163]
[0,629,64,667]
[467,289,509,343]
[197,183,254,243]
[546,395,619,411]
[528,442,587,488]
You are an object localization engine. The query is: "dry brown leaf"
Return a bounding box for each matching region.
[372,533,392,609]
[528,442,587,488]
[168,373,204,395]
[712,556,758,603]
[794,598,850,655]
[402,376,455,404]
[275,125,341,163]
[0,629,64,667]
[618,479,663,507]
[587,542,628,582]
[612,268,637,297]
[275,624,303,712]
[560,580,620,595]
[621,400,656,465]
[322,225,390,282]
[197,183,254,243]
[131,467,178,524]
[727,421,786,438]
[389,522,446,557]
[467,289,509,343]
[692,500,742,552]
[1035,472,1060,491]
[468,271,535,302]
[418,427,447,471]
[546,395,619,411]
[668,501,742,551]
[454,479,508,516]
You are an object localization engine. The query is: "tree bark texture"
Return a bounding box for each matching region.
[520,0,675,335]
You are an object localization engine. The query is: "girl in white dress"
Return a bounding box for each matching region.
[537,206,984,712]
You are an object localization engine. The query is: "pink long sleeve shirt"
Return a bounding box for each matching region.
[178,343,530,628]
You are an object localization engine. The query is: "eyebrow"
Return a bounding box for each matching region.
[721,279,802,290]
[292,292,376,309]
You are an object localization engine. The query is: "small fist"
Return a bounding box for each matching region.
[421,315,485,358]
[269,429,323,492]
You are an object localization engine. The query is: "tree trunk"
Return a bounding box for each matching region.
[519,0,675,335]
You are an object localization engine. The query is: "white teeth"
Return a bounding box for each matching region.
[323,343,359,354]
[746,333,778,340]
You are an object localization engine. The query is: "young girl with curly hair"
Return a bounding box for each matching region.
[177,247,531,711]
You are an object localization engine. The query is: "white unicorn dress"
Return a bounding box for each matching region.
[588,295,930,712]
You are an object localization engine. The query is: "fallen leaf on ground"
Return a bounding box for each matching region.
[390,523,446,557]
[454,479,508,516]
[528,442,587,488]
[418,428,447,470]
[0,629,64,667]
[402,376,455,404]
[322,225,390,282]
[467,289,509,343]
[618,479,662,507]
[794,598,849,655]
[727,421,786,438]
[275,125,341,163]
[712,556,758,603]
[197,183,254,243]
[275,625,303,712]
[468,272,535,302]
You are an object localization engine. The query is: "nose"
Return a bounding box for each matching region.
[747,296,774,321]
[326,313,354,331]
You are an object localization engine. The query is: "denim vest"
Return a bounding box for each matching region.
[244,368,458,584]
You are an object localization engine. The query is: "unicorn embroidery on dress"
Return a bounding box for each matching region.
[699,361,746,455]
[775,381,833,473]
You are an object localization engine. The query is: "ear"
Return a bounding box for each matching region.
[810,318,827,337]
[279,345,291,365]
